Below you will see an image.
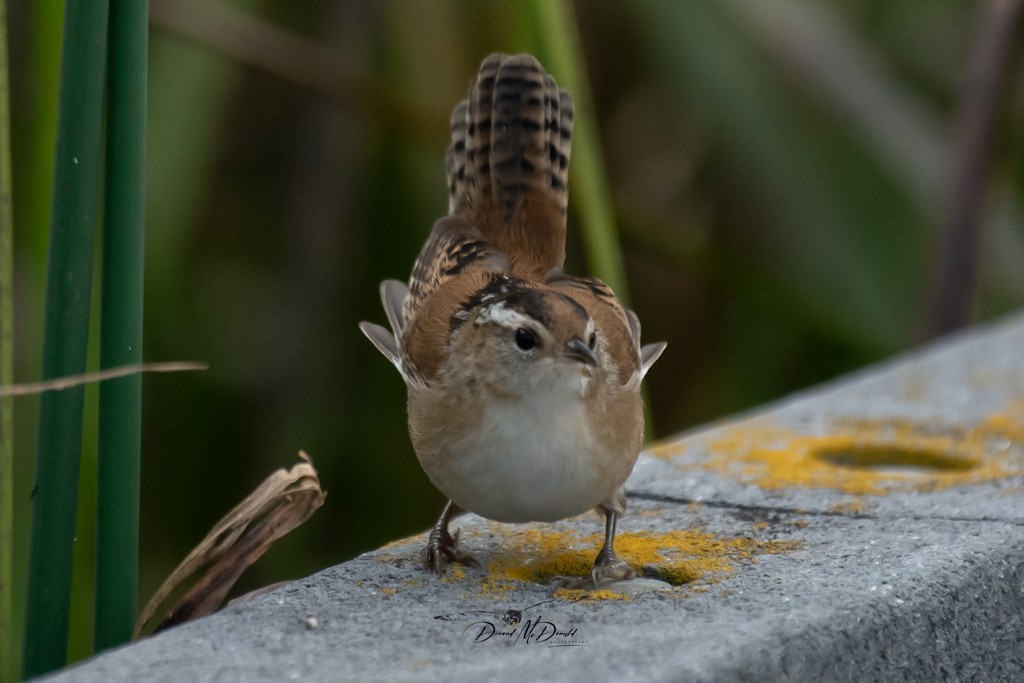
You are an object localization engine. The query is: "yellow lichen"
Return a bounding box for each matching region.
[654,563,702,586]
[677,408,1024,496]
[972,408,1024,443]
[440,565,466,583]
[476,525,798,594]
[827,499,868,516]
[650,442,685,460]
[551,587,633,601]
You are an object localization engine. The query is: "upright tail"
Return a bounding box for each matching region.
[445,53,574,278]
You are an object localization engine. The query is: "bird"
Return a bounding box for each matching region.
[360,52,666,587]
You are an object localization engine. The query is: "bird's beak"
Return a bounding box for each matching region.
[564,338,598,366]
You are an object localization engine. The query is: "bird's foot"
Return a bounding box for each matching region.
[590,556,637,587]
[422,526,480,575]
[549,549,637,590]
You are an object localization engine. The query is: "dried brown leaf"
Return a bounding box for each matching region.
[133,451,326,639]
[0,361,208,397]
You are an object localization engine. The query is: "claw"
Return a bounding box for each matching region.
[422,501,479,574]
[590,557,637,587]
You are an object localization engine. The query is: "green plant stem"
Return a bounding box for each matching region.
[0,1,15,680]
[95,0,147,652]
[528,0,630,304]
[526,0,661,437]
[23,0,110,677]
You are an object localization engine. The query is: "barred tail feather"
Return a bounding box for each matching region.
[444,53,574,277]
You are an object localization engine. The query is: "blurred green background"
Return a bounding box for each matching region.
[7,0,1024,666]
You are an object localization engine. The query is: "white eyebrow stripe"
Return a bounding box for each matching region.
[475,302,535,329]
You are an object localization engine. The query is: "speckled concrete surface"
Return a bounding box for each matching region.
[42,313,1024,682]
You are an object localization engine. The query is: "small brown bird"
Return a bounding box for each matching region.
[360,53,665,586]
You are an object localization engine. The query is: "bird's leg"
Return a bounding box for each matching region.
[590,505,637,587]
[549,504,637,590]
[422,500,480,574]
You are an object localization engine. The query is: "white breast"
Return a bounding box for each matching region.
[424,377,619,523]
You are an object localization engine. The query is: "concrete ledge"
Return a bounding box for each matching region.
[44,313,1024,682]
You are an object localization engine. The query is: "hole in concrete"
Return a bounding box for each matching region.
[813,444,976,473]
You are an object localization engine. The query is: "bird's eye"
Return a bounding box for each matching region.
[514,328,536,351]
[588,331,597,350]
